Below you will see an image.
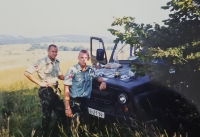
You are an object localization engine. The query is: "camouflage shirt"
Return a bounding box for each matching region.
[26,56,63,85]
[64,63,98,98]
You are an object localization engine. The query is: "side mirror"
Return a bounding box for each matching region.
[96,49,105,61]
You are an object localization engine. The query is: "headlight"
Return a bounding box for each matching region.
[118,93,128,104]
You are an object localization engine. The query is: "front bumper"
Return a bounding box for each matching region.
[87,100,138,127]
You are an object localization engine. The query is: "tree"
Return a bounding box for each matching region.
[107,2,200,135]
[108,16,147,48]
[108,0,200,78]
[107,0,200,107]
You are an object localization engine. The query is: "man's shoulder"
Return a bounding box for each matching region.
[70,64,92,71]
[71,63,79,70]
[38,56,60,64]
[37,56,54,66]
[87,65,92,68]
[67,64,79,72]
[37,56,47,64]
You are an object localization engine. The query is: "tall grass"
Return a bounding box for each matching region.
[0,59,188,137]
[1,60,142,137]
[0,60,78,136]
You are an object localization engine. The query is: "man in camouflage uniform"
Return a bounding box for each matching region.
[64,50,106,135]
[24,44,65,137]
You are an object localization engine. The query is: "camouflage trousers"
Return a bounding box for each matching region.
[38,87,66,136]
[66,97,90,136]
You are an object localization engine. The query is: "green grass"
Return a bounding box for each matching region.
[0,77,153,136]
[0,60,193,137]
[0,86,175,137]
[0,88,41,137]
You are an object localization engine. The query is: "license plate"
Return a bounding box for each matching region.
[88,107,105,118]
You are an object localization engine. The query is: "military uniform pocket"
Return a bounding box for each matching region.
[44,69,53,74]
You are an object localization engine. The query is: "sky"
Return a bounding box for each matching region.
[0,0,171,38]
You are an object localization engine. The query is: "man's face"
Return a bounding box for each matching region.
[78,52,89,67]
[48,46,58,60]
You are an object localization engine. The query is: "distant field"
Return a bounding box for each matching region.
[0,41,130,91]
[0,42,114,71]
[0,60,79,92]
[0,42,113,91]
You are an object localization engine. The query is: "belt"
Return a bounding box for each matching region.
[40,81,61,96]
[48,82,61,97]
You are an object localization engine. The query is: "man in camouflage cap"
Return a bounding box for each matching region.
[24,44,65,137]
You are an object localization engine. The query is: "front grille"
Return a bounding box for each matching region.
[89,97,112,104]
[90,88,113,105]
[87,100,114,113]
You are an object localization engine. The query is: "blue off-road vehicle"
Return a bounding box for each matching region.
[87,37,200,136]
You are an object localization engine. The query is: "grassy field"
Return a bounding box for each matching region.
[0,58,79,136]
[0,62,142,136]
[1,43,195,136]
[0,43,141,137]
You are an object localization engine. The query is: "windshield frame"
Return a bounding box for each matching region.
[109,42,137,63]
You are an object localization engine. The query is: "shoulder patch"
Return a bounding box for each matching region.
[34,65,38,69]
[68,74,73,79]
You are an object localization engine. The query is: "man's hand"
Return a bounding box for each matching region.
[99,81,106,90]
[58,74,64,80]
[65,108,73,117]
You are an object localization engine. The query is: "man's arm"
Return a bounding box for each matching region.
[58,65,64,80]
[24,71,49,87]
[64,85,73,117]
[97,77,105,83]
[97,77,106,90]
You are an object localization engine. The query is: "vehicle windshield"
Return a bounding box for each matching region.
[115,43,139,61]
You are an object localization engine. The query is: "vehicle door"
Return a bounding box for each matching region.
[90,37,108,65]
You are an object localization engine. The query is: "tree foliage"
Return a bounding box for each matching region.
[107,2,200,134]
[108,16,147,48]
[107,0,200,98]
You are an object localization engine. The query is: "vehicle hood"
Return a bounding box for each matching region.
[95,63,151,92]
